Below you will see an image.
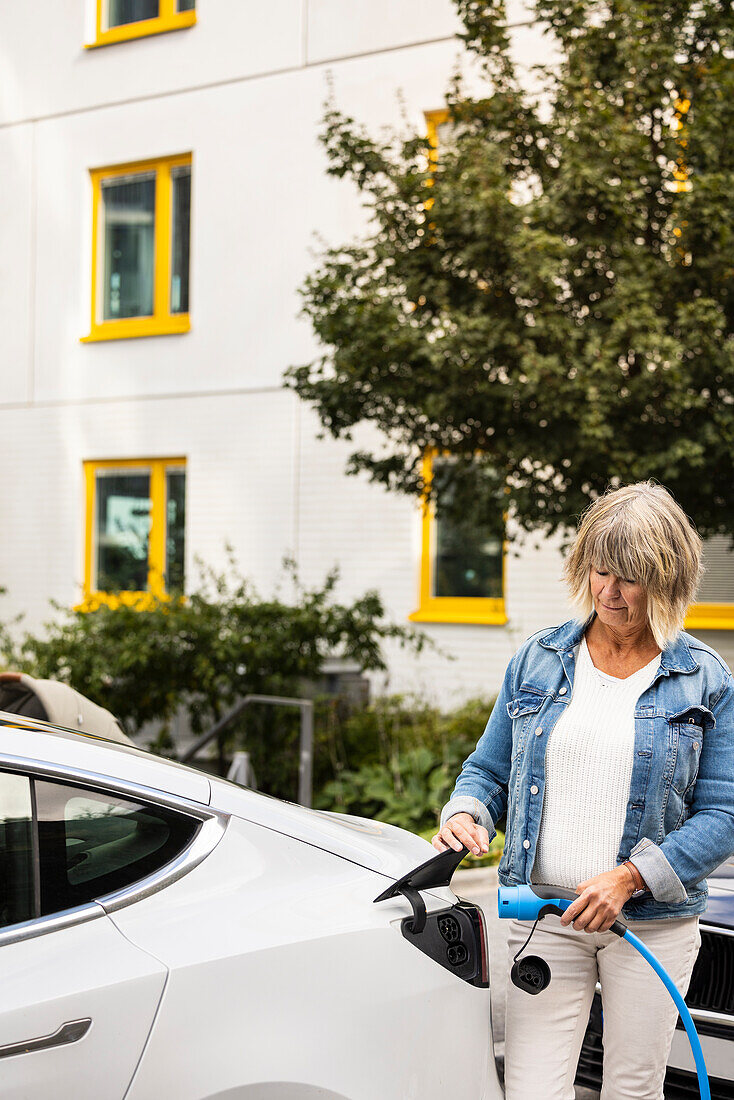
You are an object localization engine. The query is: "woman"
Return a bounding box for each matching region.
[433,482,734,1100]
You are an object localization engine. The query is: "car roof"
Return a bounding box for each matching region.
[0,712,211,805]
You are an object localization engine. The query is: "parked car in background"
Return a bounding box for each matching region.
[576,859,734,1099]
[0,713,502,1100]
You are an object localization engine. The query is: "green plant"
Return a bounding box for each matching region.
[287,0,734,540]
[315,746,450,832]
[11,557,425,772]
[313,695,497,835]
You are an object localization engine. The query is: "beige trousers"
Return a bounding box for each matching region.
[503,913,701,1100]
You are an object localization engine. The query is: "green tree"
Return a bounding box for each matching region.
[286,0,734,539]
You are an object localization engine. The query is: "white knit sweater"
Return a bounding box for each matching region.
[531,637,661,890]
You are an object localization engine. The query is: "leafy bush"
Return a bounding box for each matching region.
[5,559,424,772]
[316,745,447,832]
[3,570,502,847]
[313,695,496,835]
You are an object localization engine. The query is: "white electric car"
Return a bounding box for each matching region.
[0,714,503,1100]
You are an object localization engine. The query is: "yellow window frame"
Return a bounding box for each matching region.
[423,108,448,222]
[409,452,507,626]
[82,457,186,610]
[86,0,196,48]
[410,113,507,624]
[674,100,734,630]
[82,153,191,343]
[685,605,734,631]
[425,108,449,166]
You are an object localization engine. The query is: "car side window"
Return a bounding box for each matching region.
[35,779,200,916]
[0,772,36,928]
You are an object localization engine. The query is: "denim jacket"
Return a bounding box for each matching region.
[441,617,734,919]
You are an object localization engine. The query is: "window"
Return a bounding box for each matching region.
[83,154,191,341]
[0,770,199,928]
[409,453,507,625]
[83,458,186,606]
[35,780,198,915]
[411,116,506,624]
[424,108,451,221]
[686,536,734,631]
[425,108,451,157]
[0,772,35,929]
[88,0,196,48]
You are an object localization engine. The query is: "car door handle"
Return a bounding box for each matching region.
[0,1018,92,1059]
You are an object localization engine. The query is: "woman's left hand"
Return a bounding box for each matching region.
[560,867,635,933]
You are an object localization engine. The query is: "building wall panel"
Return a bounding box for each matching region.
[306,0,460,64]
[29,39,462,406]
[0,1,303,127]
[0,125,34,406]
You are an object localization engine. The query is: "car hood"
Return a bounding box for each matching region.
[710,861,734,889]
[701,861,734,927]
[208,776,456,903]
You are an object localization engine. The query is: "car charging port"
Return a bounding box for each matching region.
[395,902,488,987]
[447,943,469,966]
[438,915,461,943]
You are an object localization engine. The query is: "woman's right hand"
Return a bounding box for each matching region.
[432,812,490,857]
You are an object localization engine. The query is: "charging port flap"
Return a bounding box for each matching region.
[373,846,487,986]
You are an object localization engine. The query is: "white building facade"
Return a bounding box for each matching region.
[1,0,732,710]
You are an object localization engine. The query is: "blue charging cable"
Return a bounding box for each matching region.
[497,884,710,1100]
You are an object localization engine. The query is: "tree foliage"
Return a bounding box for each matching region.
[286,0,734,539]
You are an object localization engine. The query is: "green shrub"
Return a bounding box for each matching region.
[6,558,423,771]
[313,694,496,835]
[4,570,500,840]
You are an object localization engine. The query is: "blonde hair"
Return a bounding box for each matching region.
[564,482,703,649]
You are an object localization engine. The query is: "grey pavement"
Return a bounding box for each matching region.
[453,866,600,1100]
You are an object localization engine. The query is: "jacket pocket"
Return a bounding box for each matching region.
[506,687,545,760]
[668,706,709,797]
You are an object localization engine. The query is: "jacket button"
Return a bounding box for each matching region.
[530,784,539,795]
[559,686,568,695]
[535,727,543,736]
[523,839,530,849]
[693,742,699,750]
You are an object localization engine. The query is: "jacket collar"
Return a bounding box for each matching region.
[538,618,589,652]
[538,616,699,674]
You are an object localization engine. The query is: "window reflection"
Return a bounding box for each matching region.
[95,471,152,592]
[698,536,734,602]
[101,173,155,320]
[35,780,197,914]
[107,0,159,27]
[170,166,191,315]
[88,461,186,597]
[0,772,35,927]
[165,468,186,591]
[432,462,503,598]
